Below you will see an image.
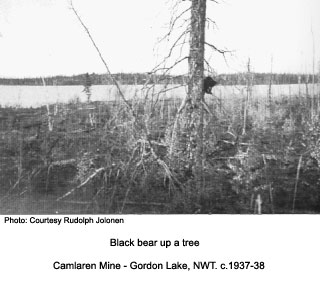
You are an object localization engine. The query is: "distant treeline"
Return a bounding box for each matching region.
[219,73,318,86]
[0,72,317,86]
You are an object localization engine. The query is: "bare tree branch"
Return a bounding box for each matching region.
[158,7,191,44]
[152,56,189,74]
[57,167,105,201]
[206,17,218,30]
[205,41,234,67]
[152,28,191,74]
[69,1,133,113]
[205,41,231,55]
[204,58,216,75]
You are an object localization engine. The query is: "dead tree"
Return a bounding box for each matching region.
[162,0,230,197]
[68,0,228,208]
[183,0,207,192]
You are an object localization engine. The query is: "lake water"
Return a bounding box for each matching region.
[0,84,318,107]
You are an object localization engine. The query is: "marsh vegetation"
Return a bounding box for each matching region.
[0,80,319,214]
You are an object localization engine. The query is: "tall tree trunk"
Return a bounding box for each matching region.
[185,0,206,192]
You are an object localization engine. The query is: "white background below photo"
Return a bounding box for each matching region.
[0,215,319,288]
[0,0,319,285]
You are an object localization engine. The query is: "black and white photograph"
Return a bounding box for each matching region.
[0,0,319,214]
[1,1,320,288]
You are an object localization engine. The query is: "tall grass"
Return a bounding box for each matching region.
[1,81,320,213]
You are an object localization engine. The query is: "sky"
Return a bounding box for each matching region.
[0,0,319,77]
